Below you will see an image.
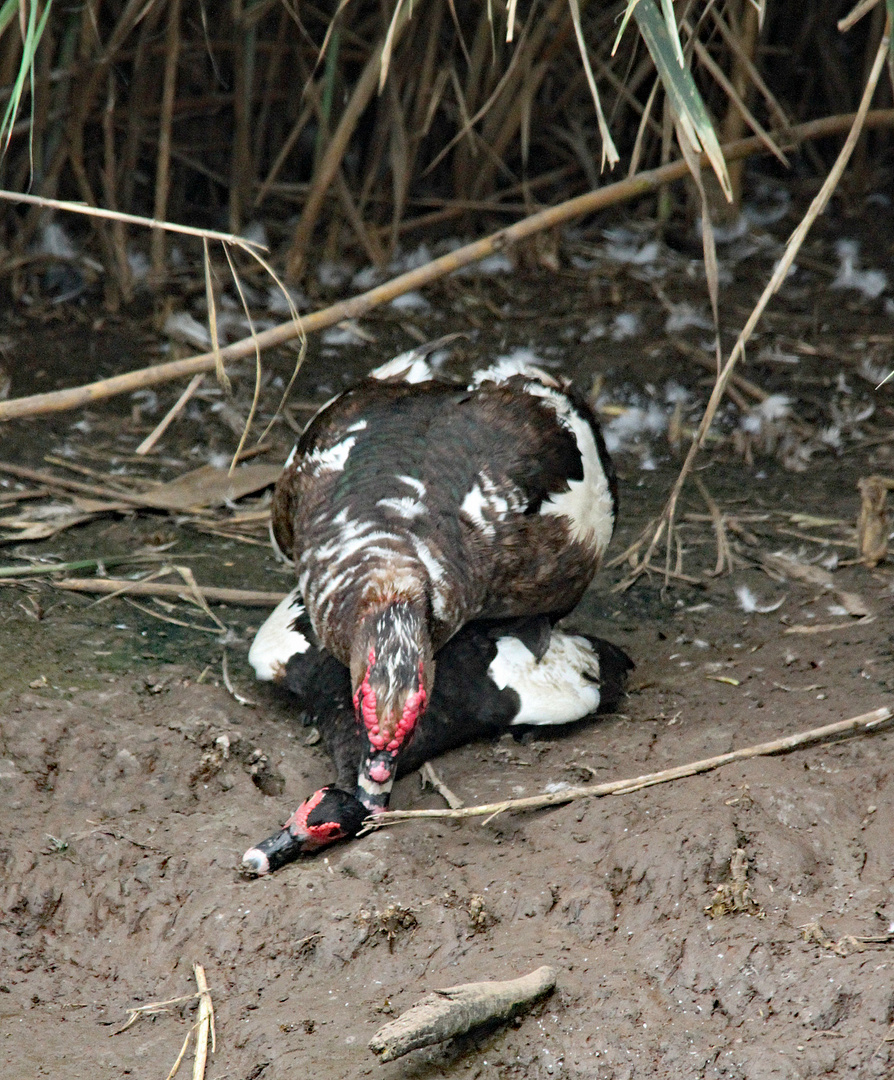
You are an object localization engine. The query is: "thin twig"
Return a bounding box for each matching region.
[420,762,464,808]
[111,990,210,1036]
[362,707,893,829]
[136,374,205,455]
[222,650,256,706]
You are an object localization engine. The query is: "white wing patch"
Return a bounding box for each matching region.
[397,475,426,498]
[524,383,614,554]
[410,536,450,619]
[460,472,525,538]
[249,587,311,681]
[470,353,558,388]
[488,633,602,725]
[377,496,427,520]
[305,435,356,474]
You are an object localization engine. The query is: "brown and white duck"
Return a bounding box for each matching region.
[243,589,632,874]
[261,342,618,814]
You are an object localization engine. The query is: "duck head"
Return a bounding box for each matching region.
[241,786,369,875]
[350,601,434,810]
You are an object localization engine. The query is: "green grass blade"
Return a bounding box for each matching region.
[0,0,54,157]
[632,0,731,200]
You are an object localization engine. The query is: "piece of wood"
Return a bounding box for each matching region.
[1,109,893,423]
[369,966,557,1062]
[363,707,893,830]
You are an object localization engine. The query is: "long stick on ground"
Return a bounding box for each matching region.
[369,966,557,1062]
[363,706,893,829]
[1,109,892,424]
[53,578,286,606]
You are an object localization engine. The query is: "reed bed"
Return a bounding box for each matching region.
[0,0,890,299]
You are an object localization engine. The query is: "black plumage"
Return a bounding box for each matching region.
[242,608,632,875]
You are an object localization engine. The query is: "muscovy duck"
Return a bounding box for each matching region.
[243,589,632,874]
[264,345,618,815]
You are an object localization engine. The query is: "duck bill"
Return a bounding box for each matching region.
[241,787,370,874]
[242,825,309,876]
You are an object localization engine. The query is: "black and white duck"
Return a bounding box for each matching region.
[243,589,632,874]
[261,342,618,816]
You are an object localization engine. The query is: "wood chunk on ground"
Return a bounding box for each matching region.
[369,965,557,1062]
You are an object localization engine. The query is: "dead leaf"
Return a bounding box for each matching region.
[762,552,833,588]
[135,464,282,511]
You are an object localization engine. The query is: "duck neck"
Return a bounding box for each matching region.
[350,599,434,810]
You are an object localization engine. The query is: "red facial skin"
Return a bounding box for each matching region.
[283,789,352,850]
[352,649,428,778]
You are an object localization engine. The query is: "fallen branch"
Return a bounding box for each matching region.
[363,706,893,829]
[53,577,285,606]
[1,109,893,423]
[368,965,556,1062]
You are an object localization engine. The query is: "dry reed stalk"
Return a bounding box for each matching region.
[2,105,890,423]
[285,9,411,279]
[153,964,214,1080]
[54,578,286,606]
[136,375,204,455]
[102,72,133,306]
[151,0,182,286]
[716,0,764,208]
[229,9,252,233]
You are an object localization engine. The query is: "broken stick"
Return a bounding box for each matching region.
[369,965,557,1062]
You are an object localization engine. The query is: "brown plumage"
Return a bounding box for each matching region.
[268,350,617,812]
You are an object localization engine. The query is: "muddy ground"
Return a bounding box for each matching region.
[1,198,893,1079]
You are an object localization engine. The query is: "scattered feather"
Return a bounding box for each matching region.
[832,239,887,300]
[390,291,431,311]
[611,312,641,340]
[164,311,211,349]
[664,302,713,334]
[322,324,366,347]
[735,584,785,614]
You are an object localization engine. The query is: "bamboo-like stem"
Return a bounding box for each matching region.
[285,11,410,280]
[363,707,893,829]
[102,70,132,307]
[53,579,286,606]
[1,108,893,423]
[151,0,182,285]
